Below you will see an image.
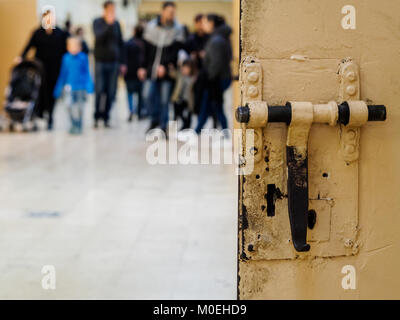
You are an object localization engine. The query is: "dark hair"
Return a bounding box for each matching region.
[206,14,225,28]
[162,1,176,10]
[75,26,84,35]
[194,13,203,23]
[182,25,190,38]
[182,59,195,75]
[103,1,115,9]
[134,24,144,39]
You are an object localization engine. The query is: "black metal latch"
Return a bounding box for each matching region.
[236,101,386,252]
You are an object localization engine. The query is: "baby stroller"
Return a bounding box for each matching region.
[3,60,43,131]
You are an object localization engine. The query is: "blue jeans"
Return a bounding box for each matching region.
[142,79,173,130]
[66,90,86,133]
[94,62,119,122]
[195,78,231,134]
[125,79,143,117]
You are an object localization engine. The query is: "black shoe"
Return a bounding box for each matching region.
[94,121,98,129]
[146,122,159,133]
[161,127,169,140]
[128,113,133,122]
[104,121,111,128]
[180,123,191,131]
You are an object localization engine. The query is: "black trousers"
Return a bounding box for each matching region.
[94,61,119,122]
[193,73,217,128]
[36,67,58,128]
[174,100,192,130]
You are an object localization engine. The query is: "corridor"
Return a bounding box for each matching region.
[0,94,237,299]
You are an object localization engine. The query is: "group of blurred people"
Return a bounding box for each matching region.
[17,1,233,136]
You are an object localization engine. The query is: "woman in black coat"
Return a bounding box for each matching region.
[195,14,232,135]
[20,10,68,130]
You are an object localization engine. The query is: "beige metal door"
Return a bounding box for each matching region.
[238,0,400,299]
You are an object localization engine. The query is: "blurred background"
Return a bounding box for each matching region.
[0,0,240,299]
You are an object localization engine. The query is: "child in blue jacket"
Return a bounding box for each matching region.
[54,36,94,134]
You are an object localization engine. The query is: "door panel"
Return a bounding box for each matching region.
[238,0,400,299]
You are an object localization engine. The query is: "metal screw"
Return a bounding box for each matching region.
[346,129,357,140]
[248,71,259,83]
[247,86,259,98]
[346,85,357,96]
[346,71,356,81]
[345,144,356,154]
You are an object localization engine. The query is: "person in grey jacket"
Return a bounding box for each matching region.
[195,14,232,135]
[138,1,186,133]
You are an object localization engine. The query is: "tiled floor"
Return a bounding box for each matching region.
[0,90,237,299]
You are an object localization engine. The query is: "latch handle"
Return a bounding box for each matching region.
[286,144,311,252]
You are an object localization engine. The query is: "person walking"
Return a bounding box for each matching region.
[93,0,126,128]
[195,14,232,136]
[75,27,90,55]
[19,8,68,130]
[138,1,186,134]
[171,59,196,130]
[124,24,145,122]
[53,37,94,134]
[186,14,208,72]
[185,14,213,124]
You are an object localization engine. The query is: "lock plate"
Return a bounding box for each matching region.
[240,59,360,260]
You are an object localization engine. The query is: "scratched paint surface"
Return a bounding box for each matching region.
[239,59,359,261]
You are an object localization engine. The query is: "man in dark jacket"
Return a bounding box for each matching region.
[93,1,126,128]
[185,14,208,71]
[124,25,145,121]
[185,14,210,119]
[138,1,186,133]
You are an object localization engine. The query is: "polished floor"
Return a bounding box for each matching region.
[0,91,237,299]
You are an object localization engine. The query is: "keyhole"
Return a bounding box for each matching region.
[308,210,317,229]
